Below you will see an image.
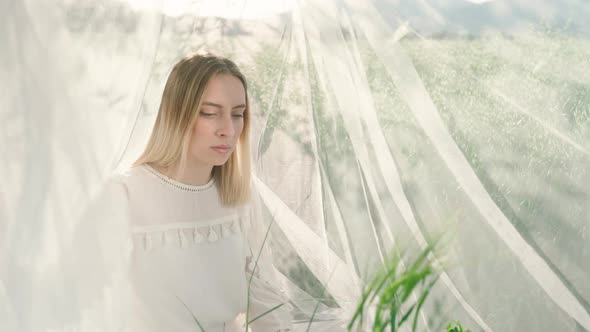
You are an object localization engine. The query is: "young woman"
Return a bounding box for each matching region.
[83,53,292,332]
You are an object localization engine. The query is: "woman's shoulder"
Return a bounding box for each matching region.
[95,165,150,201]
[106,164,151,186]
[86,166,154,216]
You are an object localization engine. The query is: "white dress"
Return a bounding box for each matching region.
[97,164,292,332]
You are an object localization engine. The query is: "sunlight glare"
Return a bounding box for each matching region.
[125,0,296,18]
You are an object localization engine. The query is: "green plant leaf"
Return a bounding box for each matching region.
[248,302,285,325]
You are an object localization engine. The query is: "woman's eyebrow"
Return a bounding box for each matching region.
[201,101,246,109]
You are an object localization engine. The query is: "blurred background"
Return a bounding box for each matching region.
[1,0,589,331]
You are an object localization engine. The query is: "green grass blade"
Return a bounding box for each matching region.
[397,303,415,328]
[176,295,206,332]
[306,265,338,332]
[248,302,285,325]
[411,277,439,331]
[245,219,275,332]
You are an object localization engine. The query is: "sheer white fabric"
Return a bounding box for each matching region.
[1,0,590,331]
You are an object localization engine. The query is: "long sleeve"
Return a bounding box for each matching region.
[241,192,293,332]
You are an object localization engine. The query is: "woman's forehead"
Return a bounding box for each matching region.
[201,74,246,105]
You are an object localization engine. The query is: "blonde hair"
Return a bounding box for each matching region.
[134,52,251,206]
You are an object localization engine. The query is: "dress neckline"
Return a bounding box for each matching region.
[141,164,215,192]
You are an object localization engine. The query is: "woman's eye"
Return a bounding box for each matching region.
[232,113,244,118]
[200,112,216,117]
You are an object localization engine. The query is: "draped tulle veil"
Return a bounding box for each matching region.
[2,0,590,331]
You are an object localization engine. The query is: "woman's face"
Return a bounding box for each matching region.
[188,74,246,168]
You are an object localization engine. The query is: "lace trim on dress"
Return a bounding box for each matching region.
[131,217,241,250]
[140,164,215,192]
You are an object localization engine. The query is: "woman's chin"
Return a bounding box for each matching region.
[212,156,232,166]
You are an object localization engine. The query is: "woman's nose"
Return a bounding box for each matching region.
[216,115,235,137]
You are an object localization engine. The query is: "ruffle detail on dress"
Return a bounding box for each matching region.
[132,219,242,250]
[207,229,218,242]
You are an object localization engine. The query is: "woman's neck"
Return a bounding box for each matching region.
[152,162,213,186]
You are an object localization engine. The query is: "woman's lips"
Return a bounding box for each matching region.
[211,145,231,153]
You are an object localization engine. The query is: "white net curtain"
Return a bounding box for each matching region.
[1,0,590,331]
